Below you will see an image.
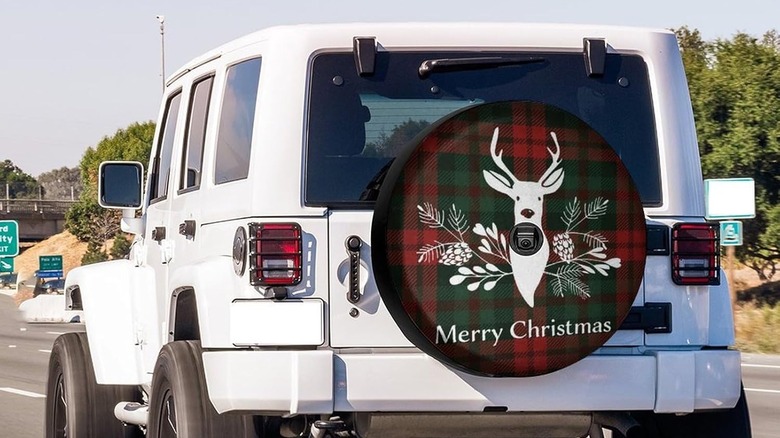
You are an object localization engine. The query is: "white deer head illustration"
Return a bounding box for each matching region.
[482,127,564,307]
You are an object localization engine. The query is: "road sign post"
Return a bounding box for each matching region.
[0,220,19,257]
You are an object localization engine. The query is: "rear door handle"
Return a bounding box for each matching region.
[345,236,362,303]
[151,227,166,242]
[179,220,196,238]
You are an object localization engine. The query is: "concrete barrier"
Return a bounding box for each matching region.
[19,294,82,323]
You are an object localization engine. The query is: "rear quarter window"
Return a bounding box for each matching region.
[215,58,261,185]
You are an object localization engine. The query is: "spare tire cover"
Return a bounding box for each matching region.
[371,101,646,377]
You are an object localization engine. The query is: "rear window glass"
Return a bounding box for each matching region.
[305,51,661,208]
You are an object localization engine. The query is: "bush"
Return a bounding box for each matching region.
[735,301,780,353]
[81,241,108,265]
[110,234,132,260]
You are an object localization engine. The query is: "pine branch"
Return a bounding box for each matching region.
[447,204,468,235]
[551,276,564,297]
[547,264,589,298]
[557,263,583,279]
[417,203,445,229]
[577,232,608,249]
[563,276,591,298]
[417,241,447,263]
[583,197,609,220]
[563,197,581,230]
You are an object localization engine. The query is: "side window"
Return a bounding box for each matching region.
[214,58,261,184]
[180,76,214,191]
[151,92,182,201]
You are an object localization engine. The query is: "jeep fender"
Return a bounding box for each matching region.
[66,260,159,385]
[168,256,242,349]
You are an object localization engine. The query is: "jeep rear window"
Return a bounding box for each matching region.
[305,51,661,207]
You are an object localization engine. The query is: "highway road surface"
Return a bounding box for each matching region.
[0,294,776,437]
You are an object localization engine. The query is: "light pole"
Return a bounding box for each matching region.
[156,15,166,93]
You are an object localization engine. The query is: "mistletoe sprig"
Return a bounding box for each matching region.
[473,222,510,263]
[416,203,511,289]
[449,263,508,291]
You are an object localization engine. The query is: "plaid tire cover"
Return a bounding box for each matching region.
[371,101,646,377]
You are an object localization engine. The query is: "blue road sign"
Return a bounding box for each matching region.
[38,270,64,279]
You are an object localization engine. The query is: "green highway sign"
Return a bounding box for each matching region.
[720,220,743,246]
[0,258,13,273]
[39,255,63,271]
[0,220,19,257]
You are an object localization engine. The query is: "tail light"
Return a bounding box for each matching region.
[248,223,302,286]
[671,223,720,285]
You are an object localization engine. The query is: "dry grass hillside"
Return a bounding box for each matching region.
[12,231,89,304]
[15,231,89,281]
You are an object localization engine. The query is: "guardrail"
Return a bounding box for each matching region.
[0,199,76,215]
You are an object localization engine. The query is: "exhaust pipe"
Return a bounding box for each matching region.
[593,412,646,438]
[114,402,148,427]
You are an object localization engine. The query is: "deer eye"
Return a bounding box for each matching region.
[516,196,520,201]
[537,196,541,201]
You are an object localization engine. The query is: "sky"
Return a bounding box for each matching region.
[0,0,777,178]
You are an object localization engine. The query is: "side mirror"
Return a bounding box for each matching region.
[98,161,144,209]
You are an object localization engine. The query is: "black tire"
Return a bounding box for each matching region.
[45,332,143,438]
[147,341,258,438]
[618,385,752,438]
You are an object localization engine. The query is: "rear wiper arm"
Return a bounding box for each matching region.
[418,56,545,79]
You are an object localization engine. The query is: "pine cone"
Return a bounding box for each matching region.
[552,233,574,262]
[439,243,474,266]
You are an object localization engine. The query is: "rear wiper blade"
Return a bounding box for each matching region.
[418,56,545,79]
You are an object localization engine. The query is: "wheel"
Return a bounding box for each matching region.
[45,332,142,438]
[147,341,258,438]
[620,385,752,438]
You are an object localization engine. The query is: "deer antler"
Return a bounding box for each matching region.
[487,127,517,188]
[539,131,564,190]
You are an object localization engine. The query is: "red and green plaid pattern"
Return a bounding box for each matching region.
[381,101,646,377]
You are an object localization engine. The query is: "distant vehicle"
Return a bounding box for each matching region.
[0,273,17,289]
[43,279,65,294]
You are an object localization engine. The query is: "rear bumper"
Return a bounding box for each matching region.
[201,349,741,415]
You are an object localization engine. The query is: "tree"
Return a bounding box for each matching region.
[364,119,431,157]
[110,235,132,260]
[81,240,109,265]
[0,160,38,199]
[66,121,155,263]
[38,166,82,200]
[78,122,156,195]
[676,28,780,279]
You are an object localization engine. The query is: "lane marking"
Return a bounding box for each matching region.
[0,387,45,398]
[742,363,780,370]
[38,349,51,354]
[19,328,26,332]
[745,387,780,395]
[46,332,65,336]
[7,345,15,348]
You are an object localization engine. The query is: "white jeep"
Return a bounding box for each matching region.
[47,23,751,438]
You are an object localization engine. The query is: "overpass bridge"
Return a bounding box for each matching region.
[0,199,76,242]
